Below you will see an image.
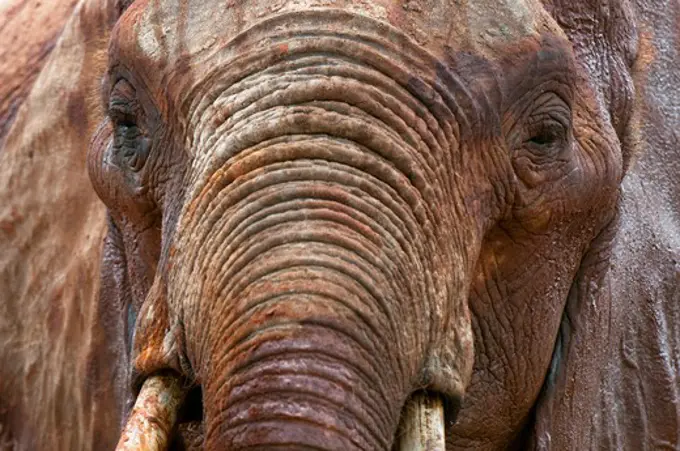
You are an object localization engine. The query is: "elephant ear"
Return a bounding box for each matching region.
[528,214,620,448]
[0,0,131,449]
[531,1,680,448]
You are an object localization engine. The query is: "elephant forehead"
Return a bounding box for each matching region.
[112,0,548,76]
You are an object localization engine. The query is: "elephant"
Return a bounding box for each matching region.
[0,0,678,450]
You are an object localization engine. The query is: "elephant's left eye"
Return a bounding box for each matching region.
[522,93,571,155]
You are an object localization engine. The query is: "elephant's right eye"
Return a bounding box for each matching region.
[111,119,149,172]
[525,119,568,152]
[108,80,150,172]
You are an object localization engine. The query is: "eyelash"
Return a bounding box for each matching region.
[525,120,567,148]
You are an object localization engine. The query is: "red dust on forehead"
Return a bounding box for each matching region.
[108,0,554,77]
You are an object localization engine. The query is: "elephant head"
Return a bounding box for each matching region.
[88,0,629,448]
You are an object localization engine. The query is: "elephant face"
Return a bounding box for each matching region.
[88,0,624,448]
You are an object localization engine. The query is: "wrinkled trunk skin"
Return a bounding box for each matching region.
[201,270,403,449]
[124,10,479,449]
[179,137,431,449]
[171,28,466,451]
[181,157,424,449]
[181,168,429,449]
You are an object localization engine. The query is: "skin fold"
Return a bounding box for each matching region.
[0,0,678,450]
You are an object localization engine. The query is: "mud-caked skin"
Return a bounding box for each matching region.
[1,0,679,450]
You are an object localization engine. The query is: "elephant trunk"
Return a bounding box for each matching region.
[152,13,472,449]
[188,193,419,449]
[178,134,448,448]
[178,131,440,449]
[202,326,447,450]
[201,278,400,449]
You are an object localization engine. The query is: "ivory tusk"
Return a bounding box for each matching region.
[397,392,446,451]
[115,374,186,451]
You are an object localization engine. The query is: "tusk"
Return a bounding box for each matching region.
[116,374,186,451]
[397,392,446,451]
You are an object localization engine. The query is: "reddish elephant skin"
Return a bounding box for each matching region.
[0,0,678,450]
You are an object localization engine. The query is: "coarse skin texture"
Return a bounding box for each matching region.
[0,0,79,149]
[0,0,678,450]
[0,0,130,449]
